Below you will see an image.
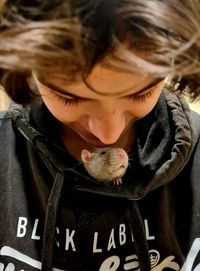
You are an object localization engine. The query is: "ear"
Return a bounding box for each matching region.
[81,149,92,163]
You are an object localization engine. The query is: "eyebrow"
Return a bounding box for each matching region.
[40,77,163,100]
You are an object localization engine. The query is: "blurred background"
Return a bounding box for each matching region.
[0,88,10,110]
[185,97,200,113]
[0,86,200,113]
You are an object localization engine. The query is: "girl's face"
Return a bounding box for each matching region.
[34,61,165,148]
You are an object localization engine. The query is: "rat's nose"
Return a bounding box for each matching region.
[118,149,125,158]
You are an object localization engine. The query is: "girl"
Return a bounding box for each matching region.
[0,1,200,270]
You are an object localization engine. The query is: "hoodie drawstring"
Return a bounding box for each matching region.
[129,201,151,271]
[41,170,65,271]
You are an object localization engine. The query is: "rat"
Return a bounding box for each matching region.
[81,147,129,185]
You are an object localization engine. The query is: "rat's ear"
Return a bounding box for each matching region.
[81,149,92,163]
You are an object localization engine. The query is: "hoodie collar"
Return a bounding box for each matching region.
[10,89,194,200]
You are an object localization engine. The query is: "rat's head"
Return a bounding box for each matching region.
[81,147,129,182]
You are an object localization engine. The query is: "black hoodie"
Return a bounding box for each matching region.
[0,89,200,271]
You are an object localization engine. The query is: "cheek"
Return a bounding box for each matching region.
[41,96,83,123]
[127,94,161,119]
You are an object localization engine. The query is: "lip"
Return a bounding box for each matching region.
[79,132,112,147]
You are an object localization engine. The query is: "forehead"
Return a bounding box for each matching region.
[84,62,156,95]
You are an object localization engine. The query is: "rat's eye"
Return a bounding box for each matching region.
[100,151,106,155]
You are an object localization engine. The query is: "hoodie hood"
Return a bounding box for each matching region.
[9,88,200,271]
[9,89,199,200]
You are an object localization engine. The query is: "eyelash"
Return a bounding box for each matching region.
[55,88,155,106]
[129,88,155,102]
[54,95,81,106]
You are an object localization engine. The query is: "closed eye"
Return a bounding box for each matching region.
[51,87,155,106]
[37,76,162,106]
[54,94,85,106]
[127,88,155,102]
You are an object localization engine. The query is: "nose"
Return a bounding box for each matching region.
[88,108,126,144]
[118,149,125,158]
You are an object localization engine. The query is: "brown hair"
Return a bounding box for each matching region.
[0,0,200,104]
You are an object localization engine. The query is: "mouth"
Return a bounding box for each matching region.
[78,131,118,147]
[80,133,113,147]
[112,165,126,175]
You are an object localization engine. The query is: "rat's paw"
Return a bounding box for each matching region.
[113,177,123,186]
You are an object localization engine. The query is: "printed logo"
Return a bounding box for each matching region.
[149,249,160,267]
[3,217,200,270]
[180,238,200,271]
[0,246,63,271]
[99,250,180,271]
